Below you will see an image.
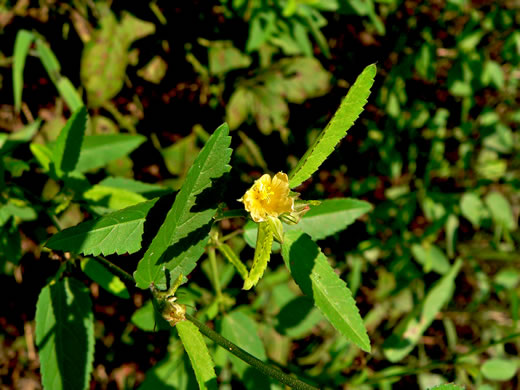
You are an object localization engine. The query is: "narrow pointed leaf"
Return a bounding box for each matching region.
[177,321,218,390]
[35,278,94,390]
[46,198,157,256]
[53,106,88,174]
[282,230,371,352]
[134,124,232,289]
[13,30,35,113]
[383,259,462,362]
[217,243,248,280]
[243,221,273,290]
[289,64,376,188]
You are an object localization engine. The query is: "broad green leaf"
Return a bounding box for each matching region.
[208,41,252,75]
[411,243,450,275]
[75,134,146,173]
[282,230,371,352]
[177,321,218,390]
[83,185,147,210]
[243,222,274,290]
[244,198,371,247]
[220,310,268,378]
[216,243,248,280]
[460,193,485,227]
[138,341,195,390]
[13,30,35,113]
[80,258,129,299]
[46,198,157,256]
[481,358,518,381]
[134,124,232,289]
[288,64,376,188]
[53,106,88,175]
[383,259,462,362]
[35,278,94,390]
[485,192,516,231]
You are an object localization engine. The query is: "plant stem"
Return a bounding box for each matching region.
[89,256,318,389]
[93,256,135,286]
[207,247,224,307]
[185,313,318,390]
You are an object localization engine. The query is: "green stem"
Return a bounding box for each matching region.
[185,313,318,390]
[208,247,223,306]
[84,256,318,389]
[92,256,135,287]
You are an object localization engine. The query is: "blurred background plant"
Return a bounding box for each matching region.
[1,0,519,389]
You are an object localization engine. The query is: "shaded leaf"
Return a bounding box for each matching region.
[53,106,88,175]
[35,278,94,390]
[134,124,232,290]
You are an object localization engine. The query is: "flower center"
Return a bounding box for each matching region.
[257,183,274,203]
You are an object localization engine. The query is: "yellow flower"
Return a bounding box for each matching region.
[240,172,294,222]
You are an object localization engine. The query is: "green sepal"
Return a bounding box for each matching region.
[243,221,273,290]
[267,216,284,243]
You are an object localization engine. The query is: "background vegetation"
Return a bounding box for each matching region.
[1,0,519,389]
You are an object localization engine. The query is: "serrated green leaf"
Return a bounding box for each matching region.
[281,230,371,352]
[244,198,371,247]
[46,198,157,256]
[288,64,376,188]
[80,258,129,299]
[177,321,218,390]
[481,358,518,381]
[383,259,462,362]
[134,124,232,290]
[53,106,88,175]
[75,134,146,173]
[243,222,274,290]
[13,30,35,113]
[35,278,94,390]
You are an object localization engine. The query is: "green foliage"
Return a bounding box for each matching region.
[383,260,462,362]
[282,230,371,352]
[46,198,157,256]
[52,106,87,175]
[134,124,232,289]
[35,278,94,390]
[289,64,376,188]
[177,321,218,390]
[80,258,130,299]
[13,30,34,113]
[80,5,155,107]
[481,358,518,381]
[243,221,274,290]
